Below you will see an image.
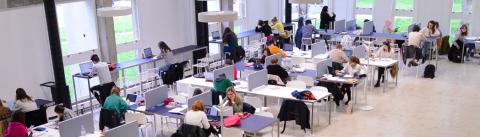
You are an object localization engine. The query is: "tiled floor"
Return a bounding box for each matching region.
[97,58,480,137]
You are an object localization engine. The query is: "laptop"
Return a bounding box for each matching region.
[126,94,137,102]
[211,31,221,40]
[344,49,353,57]
[79,62,93,76]
[144,48,154,58]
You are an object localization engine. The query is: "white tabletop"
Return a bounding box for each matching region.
[32,122,101,137]
[236,84,331,102]
[176,77,214,92]
[360,58,398,68]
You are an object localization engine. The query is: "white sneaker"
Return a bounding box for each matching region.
[345,102,353,114]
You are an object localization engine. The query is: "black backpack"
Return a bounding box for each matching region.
[423,64,436,79]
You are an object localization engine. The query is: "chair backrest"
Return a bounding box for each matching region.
[286,80,307,89]
[125,112,147,125]
[243,96,263,109]
[296,76,315,87]
[25,108,47,127]
[353,44,368,59]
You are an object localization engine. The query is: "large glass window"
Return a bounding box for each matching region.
[356,0,374,9]
[355,14,372,27]
[207,0,220,11]
[449,19,461,43]
[394,16,413,33]
[118,50,139,85]
[452,0,463,12]
[395,0,414,10]
[113,0,135,45]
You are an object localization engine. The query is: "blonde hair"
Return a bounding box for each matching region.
[111,86,121,96]
[226,87,242,106]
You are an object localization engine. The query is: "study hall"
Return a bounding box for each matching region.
[1,0,480,137]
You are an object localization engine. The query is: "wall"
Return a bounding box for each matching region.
[135,0,196,54]
[0,5,54,100]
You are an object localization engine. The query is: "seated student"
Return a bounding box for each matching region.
[453,24,475,59]
[54,104,76,122]
[222,87,244,114]
[4,111,28,137]
[184,100,217,137]
[420,20,441,37]
[336,56,365,106]
[373,42,395,87]
[255,20,273,41]
[193,88,203,96]
[328,44,349,70]
[266,37,287,58]
[266,58,289,84]
[407,25,427,66]
[103,87,128,116]
[13,88,38,113]
[224,59,237,80]
[212,74,233,105]
[302,20,319,39]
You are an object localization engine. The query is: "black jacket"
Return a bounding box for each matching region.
[267,64,289,83]
[277,100,310,130]
[320,12,336,29]
[99,109,124,131]
[171,124,207,137]
[161,62,186,85]
[255,25,273,36]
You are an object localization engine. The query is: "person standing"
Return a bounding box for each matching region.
[89,54,115,105]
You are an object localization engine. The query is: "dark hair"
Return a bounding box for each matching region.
[364,19,370,23]
[16,88,32,101]
[412,25,421,32]
[11,111,26,124]
[90,54,100,63]
[158,41,171,53]
[383,41,391,52]
[321,6,329,14]
[428,20,437,34]
[460,24,468,36]
[193,88,203,96]
[223,27,238,43]
[349,56,360,64]
[305,20,312,25]
[257,20,264,26]
[225,59,233,65]
[54,104,65,114]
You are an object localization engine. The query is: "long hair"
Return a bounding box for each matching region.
[226,87,242,106]
[428,20,437,34]
[16,88,32,101]
[321,6,328,14]
[0,101,9,115]
[223,27,238,43]
[383,41,391,52]
[460,24,468,36]
[158,41,171,53]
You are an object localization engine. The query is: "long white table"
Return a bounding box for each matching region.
[176,77,332,133]
[32,122,101,137]
[360,58,399,93]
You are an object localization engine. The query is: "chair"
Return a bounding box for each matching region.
[125,112,152,137]
[244,112,275,137]
[286,80,307,89]
[45,105,58,122]
[244,96,270,112]
[301,38,313,51]
[99,109,124,131]
[267,74,285,86]
[25,108,47,127]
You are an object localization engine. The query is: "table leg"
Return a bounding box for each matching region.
[153,115,157,137]
[328,96,332,125]
[277,121,280,137]
[122,70,127,97]
[396,62,399,87]
[462,43,465,63]
[72,76,79,115]
[311,103,314,134]
[383,68,387,93]
[263,96,267,107]
[140,65,143,93]
[88,79,93,113]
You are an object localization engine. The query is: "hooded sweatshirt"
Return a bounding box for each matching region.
[4,122,28,137]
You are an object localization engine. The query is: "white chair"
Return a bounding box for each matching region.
[244,96,270,112]
[125,112,152,137]
[46,105,58,122]
[244,112,275,137]
[286,80,307,89]
[301,38,313,51]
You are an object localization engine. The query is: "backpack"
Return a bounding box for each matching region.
[423,64,436,79]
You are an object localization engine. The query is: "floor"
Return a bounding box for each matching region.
[95,57,480,137]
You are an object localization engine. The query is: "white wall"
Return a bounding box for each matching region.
[0,5,54,101]
[135,0,196,54]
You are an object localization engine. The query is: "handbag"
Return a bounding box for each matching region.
[223,113,251,127]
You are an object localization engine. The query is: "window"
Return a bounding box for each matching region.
[452,0,463,12]
[207,0,220,11]
[449,19,461,43]
[113,0,136,45]
[308,5,324,28]
[395,0,414,10]
[117,50,139,84]
[234,0,246,18]
[291,4,300,20]
[394,16,413,33]
[355,14,372,27]
[356,0,374,9]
